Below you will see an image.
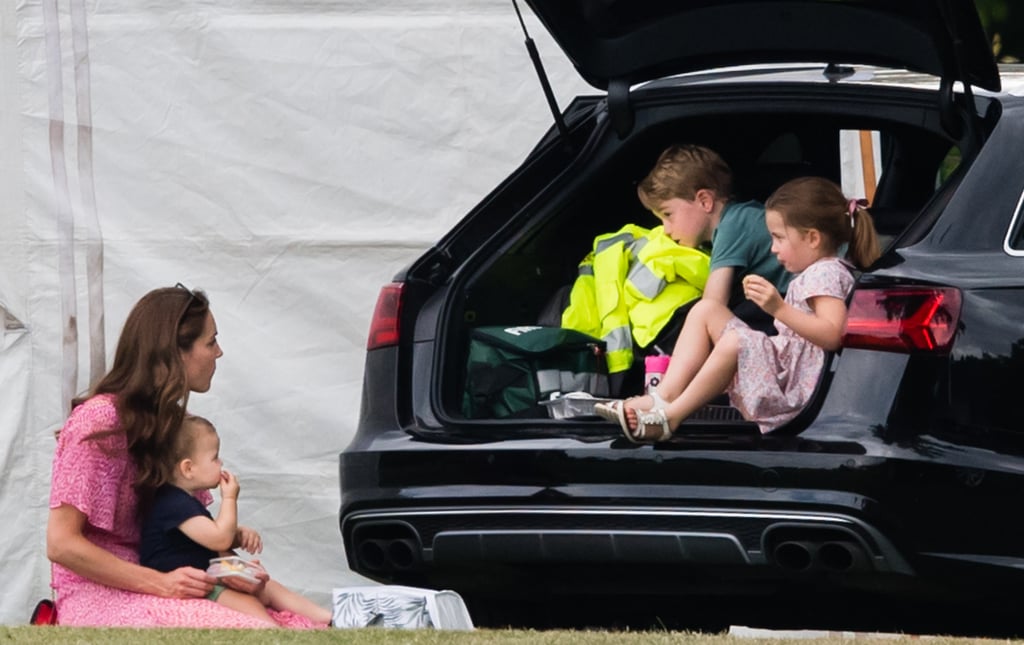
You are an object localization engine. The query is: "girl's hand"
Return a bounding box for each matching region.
[742,274,784,315]
[219,470,240,501]
[160,566,216,598]
[236,525,263,555]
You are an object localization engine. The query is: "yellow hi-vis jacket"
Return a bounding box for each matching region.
[561,224,710,373]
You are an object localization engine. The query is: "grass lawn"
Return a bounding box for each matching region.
[0,627,1012,645]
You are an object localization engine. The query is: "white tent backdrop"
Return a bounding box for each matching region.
[0,0,590,624]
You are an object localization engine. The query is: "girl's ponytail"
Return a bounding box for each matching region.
[846,202,881,270]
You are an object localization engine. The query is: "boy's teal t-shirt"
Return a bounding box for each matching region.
[710,200,792,307]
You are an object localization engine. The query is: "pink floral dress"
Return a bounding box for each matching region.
[723,257,854,434]
[49,394,322,628]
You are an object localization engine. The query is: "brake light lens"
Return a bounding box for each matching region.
[366,283,404,350]
[842,286,961,353]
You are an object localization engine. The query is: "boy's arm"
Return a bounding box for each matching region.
[701,267,734,305]
[177,496,238,553]
[178,470,240,553]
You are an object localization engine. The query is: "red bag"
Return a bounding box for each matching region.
[30,599,57,625]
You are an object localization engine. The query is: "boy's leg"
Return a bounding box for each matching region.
[259,579,333,625]
[215,587,277,624]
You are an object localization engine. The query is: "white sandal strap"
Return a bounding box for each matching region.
[648,390,669,409]
[635,408,673,442]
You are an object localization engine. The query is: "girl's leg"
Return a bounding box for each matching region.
[259,579,333,625]
[658,299,735,400]
[631,330,740,438]
[625,299,735,416]
[216,588,277,624]
[663,330,739,427]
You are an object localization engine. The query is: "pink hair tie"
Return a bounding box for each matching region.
[847,198,868,228]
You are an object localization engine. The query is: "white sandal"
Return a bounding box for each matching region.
[594,400,630,435]
[630,408,674,442]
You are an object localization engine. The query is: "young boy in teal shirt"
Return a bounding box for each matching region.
[637,143,791,320]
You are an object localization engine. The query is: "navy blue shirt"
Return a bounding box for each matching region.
[140,484,217,572]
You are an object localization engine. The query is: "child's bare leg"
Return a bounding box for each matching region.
[660,300,735,398]
[664,330,740,427]
[259,579,332,625]
[629,330,740,435]
[216,588,277,625]
[626,300,735,421]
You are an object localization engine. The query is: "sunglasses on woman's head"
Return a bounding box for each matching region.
[175,283,198,325]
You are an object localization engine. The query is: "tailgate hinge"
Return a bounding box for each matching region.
[608,78,633,139]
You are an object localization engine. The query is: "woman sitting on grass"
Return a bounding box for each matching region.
[47,285,326,628]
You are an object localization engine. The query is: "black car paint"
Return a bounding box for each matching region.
[340,2,1024,634]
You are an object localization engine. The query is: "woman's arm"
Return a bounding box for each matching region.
[47,503,214,598]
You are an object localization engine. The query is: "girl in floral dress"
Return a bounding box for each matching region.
[47,285,326,628]
[596,176,881,440]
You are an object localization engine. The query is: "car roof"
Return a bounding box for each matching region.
[525,0,1000,93]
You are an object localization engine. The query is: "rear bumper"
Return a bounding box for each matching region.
[339,439,919,596]
[342,503,912,582]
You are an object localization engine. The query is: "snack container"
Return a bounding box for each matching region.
[540,392,616,419]
[207,556,265,584]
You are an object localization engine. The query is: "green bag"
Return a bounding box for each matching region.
[462,325,609,419]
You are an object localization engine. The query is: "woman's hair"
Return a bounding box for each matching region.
[637,143,733,205]
[765,176,881,269]
[85,285,211,494]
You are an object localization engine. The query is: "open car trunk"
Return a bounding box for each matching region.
[424,72,999,435]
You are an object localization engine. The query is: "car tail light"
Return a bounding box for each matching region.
[842,286,961,353]
[366,283,404,350]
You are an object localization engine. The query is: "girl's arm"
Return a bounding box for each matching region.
[47,504,214,598]
[742,274,848,351]
[771,295,848,351]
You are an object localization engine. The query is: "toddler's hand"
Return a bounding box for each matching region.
[742,274,783,315]
[236,525,263,555]
[219,470,240,500]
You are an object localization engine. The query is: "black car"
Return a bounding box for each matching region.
[341,0,1024,634]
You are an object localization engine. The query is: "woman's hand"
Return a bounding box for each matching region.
[158,567,217,599]
[742,274,783,315]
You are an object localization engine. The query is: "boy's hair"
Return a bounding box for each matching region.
[765,176,881,270]
[637,144,733,205]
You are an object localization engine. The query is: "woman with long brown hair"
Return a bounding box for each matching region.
[46,285,323,627]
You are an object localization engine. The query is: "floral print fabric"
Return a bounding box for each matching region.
[724,257,854,433]
[49,394,319,628]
